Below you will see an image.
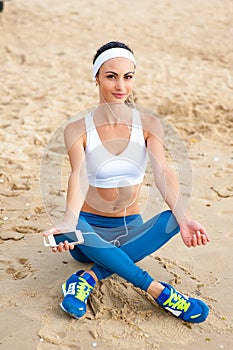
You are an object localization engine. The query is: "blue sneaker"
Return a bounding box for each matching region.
[155,282,209,323]
[60,270,96,319]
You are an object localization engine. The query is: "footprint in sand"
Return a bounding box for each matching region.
[0,257,34,280]
[211,186,233,198]
[0,225,41,242]
[13,225,41,234]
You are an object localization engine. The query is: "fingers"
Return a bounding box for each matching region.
[186,241,192,248]
[201,230,211,243]
[69,243,75,250]
[198,229,211,245]
[52,241,74,253]
[196,223,211,241]
[196,231,202,246]
[200,232,209,245]
[191,230,210,247]
[43,224,74,237]
[43,227,61,237]
[191,234,197,247]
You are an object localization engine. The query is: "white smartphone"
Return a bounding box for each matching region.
[43,230,84,247]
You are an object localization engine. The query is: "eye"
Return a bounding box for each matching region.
[125,75,134,80]
[106,74,116,79]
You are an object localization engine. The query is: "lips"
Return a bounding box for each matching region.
[112,93,126,99]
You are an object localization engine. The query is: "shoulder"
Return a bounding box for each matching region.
[139,112,164,141]
[64,117,86,151]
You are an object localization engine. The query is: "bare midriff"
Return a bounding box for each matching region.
[81,183,142,217]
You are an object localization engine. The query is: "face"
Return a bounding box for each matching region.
[96,57,135,103]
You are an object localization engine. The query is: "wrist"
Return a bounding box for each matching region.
[173,210,190,226]
[63,216,78,230]
[64,208,79,228]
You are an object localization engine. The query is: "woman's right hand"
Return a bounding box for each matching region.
[43,222,77,253]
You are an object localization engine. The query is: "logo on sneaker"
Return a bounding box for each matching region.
[67,282,76,295]
[165,307,182,317]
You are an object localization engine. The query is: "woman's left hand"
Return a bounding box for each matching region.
[179,217,211,248]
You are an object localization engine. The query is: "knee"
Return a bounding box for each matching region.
[69,247,93,263]
[163,210,180,235]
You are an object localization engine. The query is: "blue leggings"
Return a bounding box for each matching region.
[70,210,179,292]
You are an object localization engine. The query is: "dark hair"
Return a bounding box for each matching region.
[93,41,134,64]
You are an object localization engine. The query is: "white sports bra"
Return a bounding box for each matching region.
[84,109,147,188]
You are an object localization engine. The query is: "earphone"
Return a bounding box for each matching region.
[109,187,139,247]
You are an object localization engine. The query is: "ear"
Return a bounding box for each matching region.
[95,76,100,86]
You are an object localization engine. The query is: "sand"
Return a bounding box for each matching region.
[0,0,233,349]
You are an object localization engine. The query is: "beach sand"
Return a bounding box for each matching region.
[0,0,233,349]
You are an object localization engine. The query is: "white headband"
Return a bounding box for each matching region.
[93,47,136,80]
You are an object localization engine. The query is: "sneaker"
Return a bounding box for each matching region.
[60,270,96,319]
[155,282,209,323]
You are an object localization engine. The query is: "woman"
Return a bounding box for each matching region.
[43,41,210,323]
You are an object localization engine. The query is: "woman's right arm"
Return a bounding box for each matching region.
[63,121,88,228]
[43,120,89,251]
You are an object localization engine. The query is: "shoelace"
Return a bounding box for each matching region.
[75,278,93,302]
[163,289,191,312]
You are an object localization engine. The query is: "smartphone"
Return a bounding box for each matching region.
[43,230,84,247]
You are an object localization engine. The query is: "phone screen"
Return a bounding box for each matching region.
[54,232,80,245]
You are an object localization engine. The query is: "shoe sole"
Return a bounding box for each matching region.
[60,302,82,319]
[61,283,66,297]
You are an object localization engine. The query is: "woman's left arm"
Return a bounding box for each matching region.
[146,116,210,248]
